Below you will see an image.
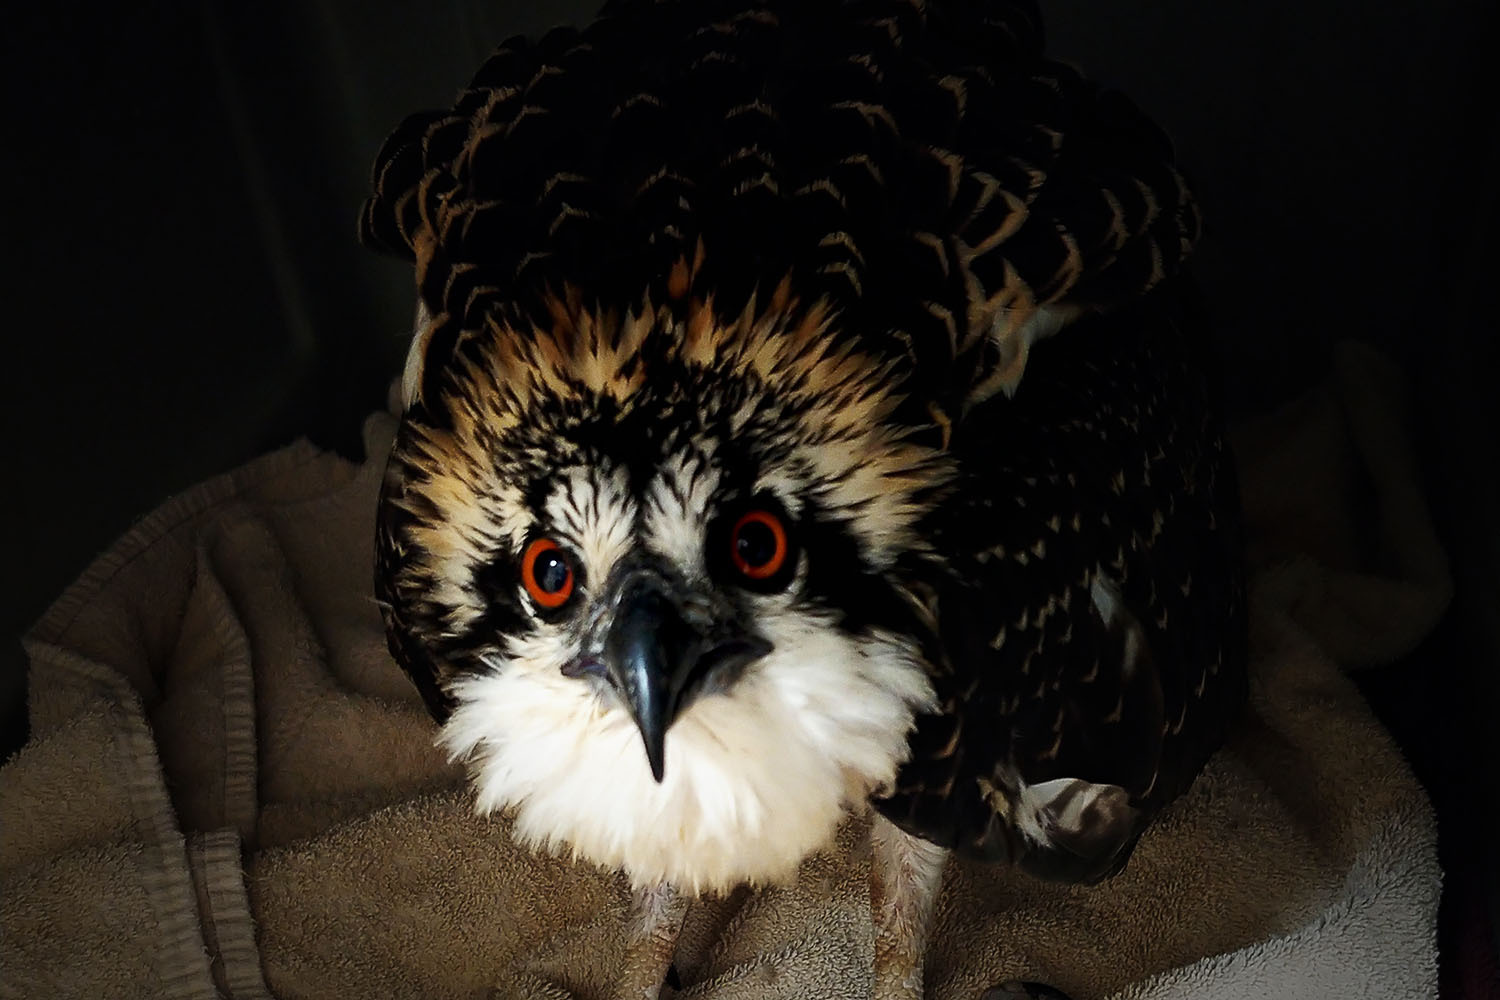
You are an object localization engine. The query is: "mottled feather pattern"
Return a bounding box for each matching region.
[880,288,1246,877]
[360,0,1200,418]
[365,0,1243,891]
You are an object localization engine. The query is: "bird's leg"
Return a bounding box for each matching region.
[615,881,688,1000]
[869,812,949,1000]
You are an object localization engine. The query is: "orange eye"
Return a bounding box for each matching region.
[730,509,789,580]
[521,538,575,609]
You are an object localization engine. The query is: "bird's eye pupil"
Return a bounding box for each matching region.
[728,508,789,583]
[736,521,778,569]
[521,538,576,609]
[535,553,570,593]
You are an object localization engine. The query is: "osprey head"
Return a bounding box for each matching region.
[376,280,950,890]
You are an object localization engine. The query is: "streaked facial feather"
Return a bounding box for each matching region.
[381,286,952,890]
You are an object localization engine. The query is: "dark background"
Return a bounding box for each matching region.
[4,0,1495,991]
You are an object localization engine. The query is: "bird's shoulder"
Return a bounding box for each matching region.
[877,290,1246,880]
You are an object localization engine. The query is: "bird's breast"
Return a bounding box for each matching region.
[437,623,936,894]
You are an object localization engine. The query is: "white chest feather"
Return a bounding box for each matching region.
[438,620,935,894]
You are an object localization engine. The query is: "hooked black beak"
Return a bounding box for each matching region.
[603,575,772,782]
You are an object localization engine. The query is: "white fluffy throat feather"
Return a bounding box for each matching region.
[439,618,935,894]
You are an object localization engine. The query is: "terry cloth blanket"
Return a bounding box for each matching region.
[1,340,1448,1000]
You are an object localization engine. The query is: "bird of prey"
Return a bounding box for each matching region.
[362,1,1247,997]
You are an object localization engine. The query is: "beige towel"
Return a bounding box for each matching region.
[0,341,1445,999]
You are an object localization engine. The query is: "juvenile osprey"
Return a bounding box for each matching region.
[363,1,1246,997]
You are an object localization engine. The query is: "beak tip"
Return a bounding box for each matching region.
[645,737,667,783]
